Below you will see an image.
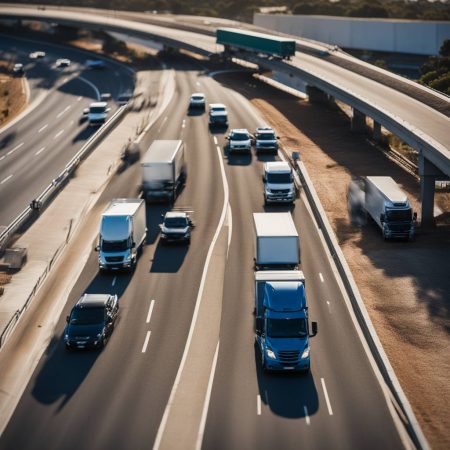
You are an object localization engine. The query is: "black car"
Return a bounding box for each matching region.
[64,294,118,350]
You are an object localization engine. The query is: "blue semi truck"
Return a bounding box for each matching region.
[216,28,296,60]
[253,213,318,373]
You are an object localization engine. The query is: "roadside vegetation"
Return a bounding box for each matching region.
[419,40,450,95]
[0,62,26,127]
[10,0,450,21]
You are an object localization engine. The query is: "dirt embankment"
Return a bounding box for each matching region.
[0,63,27,128]
[216,71,450,450]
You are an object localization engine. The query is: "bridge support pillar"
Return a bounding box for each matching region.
[306,86,328,104]
[373,121,383,143]
[419,154,439,227]
[351,108,366,133]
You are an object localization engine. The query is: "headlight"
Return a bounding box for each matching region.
[97,333,103,339]
[64,334,69,340]
[266,348,276,359]
[301,347,310,359]
[124,254,131,262]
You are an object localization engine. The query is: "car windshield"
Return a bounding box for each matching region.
[192,96,204,101]
[386,208,412,222]
[267,318,307,338]
[164,217,188,228]
[231,133,249,141]
[267,172,292,183]
[90,107,106,114]
[257,133,276,140]
[211,106,226,112]
[70,307,104,325]
[101,239,129,252]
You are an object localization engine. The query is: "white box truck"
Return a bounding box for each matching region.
[253,212,300,270]
[96,199,147,272]
[141,140,186,203]
[365,176,416,240]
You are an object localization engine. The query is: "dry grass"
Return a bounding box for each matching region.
[0,62,27,127]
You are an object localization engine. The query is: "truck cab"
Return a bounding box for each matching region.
[263,161,295,204]
[255,271,317,373]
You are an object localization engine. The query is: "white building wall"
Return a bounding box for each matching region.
[254,14,450,55]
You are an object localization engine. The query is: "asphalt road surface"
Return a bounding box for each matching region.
[0,53,407,449]
[0,35,135,226]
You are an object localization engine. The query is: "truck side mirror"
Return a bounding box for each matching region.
[380,213,385,223]
[413,212,417,220]
[66,315,70,323]
[255,317,264,334]
[311,321,318,336]
[95,245,100,252]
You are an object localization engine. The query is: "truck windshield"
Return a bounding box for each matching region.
[70,307,104,325]
[257,133,275,140]
[267,318,307,338]
[101,239,129,252]
[386,208,412,222]
[266,172,292,183]
[165,217,188,228]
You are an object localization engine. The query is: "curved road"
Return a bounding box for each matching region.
[0,35,135,226]
[0,56,408,449]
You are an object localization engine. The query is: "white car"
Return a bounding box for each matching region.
[254,127,279,153]
[189,93,205,110]
[87,101,110,126]
[12,63,24,76]
[208,103,228,127]
[226,128,253,153]
[29,51,46,59]
[56,58,71,68]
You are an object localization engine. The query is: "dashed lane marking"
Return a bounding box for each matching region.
[141,331,151,353]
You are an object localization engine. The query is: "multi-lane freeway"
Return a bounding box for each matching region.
[0,35,134,226]
[0,46,410,450]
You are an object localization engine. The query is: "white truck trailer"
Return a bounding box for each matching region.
[253,212,300,270]
[365,176,416,240]
[141,140,186,203]
[96,199,147,272]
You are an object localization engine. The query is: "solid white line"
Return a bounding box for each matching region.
[69,120,74,126]
[213,136,217,145]
[195,341,220,450]
[57,105,71,118]
[154,129,230,450]
[54,129,64,139]
[111,276,117,287]
[181,119,186,129]
[141,331,151,353]
[257,395,262,416]
[157,116,168,133]
[326,300,332,313]
[0,156,5,162]
[216,145,221,152]
[78,76,101,101]
[319,272,324,283]
[304,405,310,425]
[1,174,13,185]
[35,147,46,156]
[146,299,155,324]
[7,142,24,155]
[321,378,333,416]
[77,96,82,102]
[38,124,48,133]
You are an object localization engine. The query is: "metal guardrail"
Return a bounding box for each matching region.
[293,157,429,450]
[0,105,127,254]
[0,105,128,348]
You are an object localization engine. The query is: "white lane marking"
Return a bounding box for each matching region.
[304,405,310,425]
[326,301,332,313]
[77,96,82,102]
[321,378,333,416]
[54,129,64,139]
[146,299,155,324]
[157,116,168,133]
[38,124,48,133]
[78,76,101,101]
[141,331,151,353]
[7,142,24,155]
[111,276,117,287]
[70,120,74,126]
[216,146,221,153]
[154,127,230,450]
[195,341,220,450]
[257,395,262,416]
[213,136,218,145]
[35,146,46,156]
[63,77,68,83]
[0,156,5,162]
[181,119,186,129]
[57,105,71,118]
[1,174,13,184]
[319,272,324,283]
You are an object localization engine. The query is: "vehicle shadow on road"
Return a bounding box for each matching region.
[149,241,189,273]
[255,152,277,163]
[31,335,99,410]
[146,204,171,245]
[224,148,252,166]
[71,125,96,143]
[254,344,319,418]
